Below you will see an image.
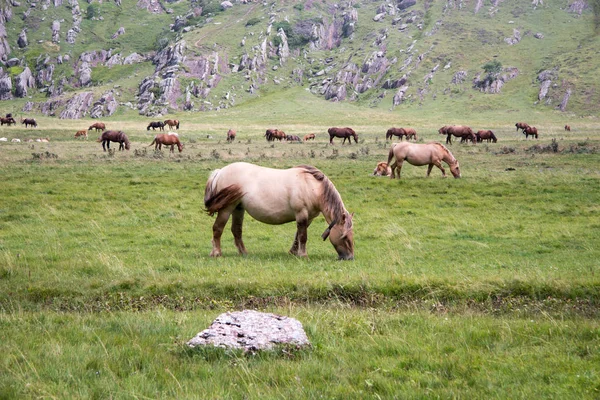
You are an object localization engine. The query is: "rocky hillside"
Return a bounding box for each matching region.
[0,0,598,118]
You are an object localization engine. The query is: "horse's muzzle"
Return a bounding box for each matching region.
[338,254,354,261]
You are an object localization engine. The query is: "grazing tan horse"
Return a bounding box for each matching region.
[373,161,392,176]
[304,133,316,141]
[88,122,106,132]
[164,119,180,130]
[328,127,358,145]
[149,132,183,152]
[226,129,236,143]
[98,130,130,151]
[476,130,497,143]
[564,125,571,131]
[524,126,538,139]
[387,142,461,179]
[75,130,88,139]
[204,162,355,260]
[515,122,530,132]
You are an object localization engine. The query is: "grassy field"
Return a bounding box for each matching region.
[1,95,599,398]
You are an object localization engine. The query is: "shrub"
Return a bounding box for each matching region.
[246,17,261,26]
[86,4,99,20]
[482,60,502,75]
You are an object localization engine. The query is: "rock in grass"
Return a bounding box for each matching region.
[187,310,310,352]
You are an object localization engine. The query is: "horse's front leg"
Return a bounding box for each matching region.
[102,141,107,151]
[432,161,446,177]
[231,206,247,256]
[210,208,234,257]
[446,134,452,144]
[290,214,310,257]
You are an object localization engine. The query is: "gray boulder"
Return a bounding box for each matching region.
[0,68,12,100]
[187,310,310,352]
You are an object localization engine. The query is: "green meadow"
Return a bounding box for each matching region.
[1,92,599,398]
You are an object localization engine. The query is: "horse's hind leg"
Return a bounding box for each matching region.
[231,206,247,256]
[210,208,234,257]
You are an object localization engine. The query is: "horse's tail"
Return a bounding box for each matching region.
[387,143,397,166]
[204,169,244,216]
[176,121,180,129]
[148,138,156,147]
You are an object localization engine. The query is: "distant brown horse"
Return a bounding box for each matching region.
[439,125,475,144]
[304,133,316,141]
[75,130,88,139]
[523,126,538,139]
[387,142,461,179]
[386,127,406,141]
[265,129,285,141]
[476,130,497,143]
[21,118,37,128]
[286,135,301,142]
[88,122,105,132]
[404,128,418,141]
[564,125,571,131]
[164,119,180,130]
[147,121,165,131]
[0,116,16,126]
[373,161,392,176]
[328,127,358,145]
[98,130,130,151]
[515,122,530,132]
[149,132,183,153]
[226,129,236,143]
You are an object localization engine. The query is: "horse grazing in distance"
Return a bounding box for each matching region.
[439,125,475,144]
[286,135,301,142]
[404,128,418,141]
[524,126,538,139]
[476,130,497,143]
[75,130,88,139]
[265,129,286,141]
[21,118,37,128]
[88,122,106,132]
[204,162,354,260]
[387,142,461,179]
[515,122,530,132]
[304,133,316,141]
[373,161,392,176]
[0,116,16,126]
[164,119,180,130]
[564,125,571,131]
[328,127,358,145]
[149,132,183,152]
[147,121,165,131]
[386,127,406,141]
[226,129,236,143]
[98,130,130,151]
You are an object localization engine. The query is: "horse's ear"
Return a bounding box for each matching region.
[321,219,337,241]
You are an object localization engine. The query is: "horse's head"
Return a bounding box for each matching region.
[450,160,461,178]
[322,212,354,260]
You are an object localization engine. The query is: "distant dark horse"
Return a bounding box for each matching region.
[226,129,236,143]
[21,118,37,128]
[524,126,538,139]
[98,130,130,151]
[88,122,106,132]
[515,122,530,133]
[386,127,406,141]
[1,116,16,126]
[328,127,358,145]
[147,121,165,131]
[476,130,497,143]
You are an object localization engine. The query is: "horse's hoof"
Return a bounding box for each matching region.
[209,251,222,257]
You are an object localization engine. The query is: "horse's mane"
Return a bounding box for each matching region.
[296,165,347,222]
[431,142,456,163]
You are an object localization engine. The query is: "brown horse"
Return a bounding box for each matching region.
[204,162,354,260]
[265,129,286,141]
[386,127,406,141]
[75,130,88,139]
[404,128,418,141]
[304,133,316,141]
[387,142,461,178]
[476,130,497,143]
[439,125,475,144]
[0,116,16,126]
[524,126,538,139]
[328,127,358,145]
[515,122,530,132]
[286,135,301,142]
[226,129,236,143]
[373,161,392,176]
[164,119,180,130]
[98,130,130,151]
[21,118,37,128]
[149,132,183,152]
[147,121,165,131]
[564,125,571,131]
[88,122,106,132]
